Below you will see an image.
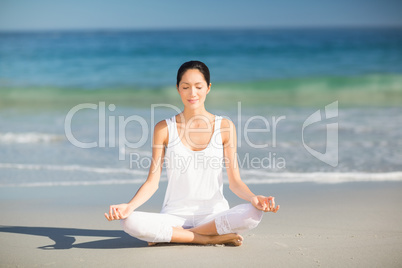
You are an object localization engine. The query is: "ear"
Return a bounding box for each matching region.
[176,85,180,94]
[206,83,211,94]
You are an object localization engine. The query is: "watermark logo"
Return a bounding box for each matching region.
[129,152,286,171]
[64,101,286,161]
[302,101,338,167]
[63,100,338,169]
[64,102,150,160]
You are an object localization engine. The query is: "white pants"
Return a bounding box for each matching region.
[121,203,263,243]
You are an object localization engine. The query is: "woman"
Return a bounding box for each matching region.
[105,60,279,246]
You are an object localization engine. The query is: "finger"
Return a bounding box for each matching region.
[263,199,269,211]
[263,197,269,210]
[104,213,111,221]
[115,207,123,219]
[116,208,123,219]
[263,202,269,212]
[271,198,275,211]
[266,196,272,210]
[273,205,280,213]
[266,199,271,210]
[113,208,119,220]
[109,206,114,219]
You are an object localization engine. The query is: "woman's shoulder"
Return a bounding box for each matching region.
[154,119,169,146]
[219,117,236,145]
[220,116,235,129]
[154,115,176,129]
[155,119,168,129]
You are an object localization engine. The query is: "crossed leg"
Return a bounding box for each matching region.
[168,221,243,246]
[122,204,261,247]
[148,220,242,246]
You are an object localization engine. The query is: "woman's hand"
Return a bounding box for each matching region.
[104,203,133,221]
[250,195,280,213]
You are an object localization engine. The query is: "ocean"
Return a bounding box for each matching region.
[0,28,401,187]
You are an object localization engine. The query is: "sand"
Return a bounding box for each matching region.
[1,181,401,267]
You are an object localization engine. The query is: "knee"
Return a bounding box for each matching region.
[241,203,263,229]
[228,203,263,232]
[121,212,147,239]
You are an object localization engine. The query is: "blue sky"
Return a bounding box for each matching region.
[1,0,402,31]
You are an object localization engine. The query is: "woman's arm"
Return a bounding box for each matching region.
[222,118,279,213]
[105,120,168,221]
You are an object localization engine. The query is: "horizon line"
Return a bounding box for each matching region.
[1,25,402,33]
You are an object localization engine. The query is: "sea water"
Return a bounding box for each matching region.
[0,29,401,187]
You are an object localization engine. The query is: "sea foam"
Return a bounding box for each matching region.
[1,162,401,187]
[0,132,64,144]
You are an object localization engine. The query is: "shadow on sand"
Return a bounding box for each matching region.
[0,225,148,249]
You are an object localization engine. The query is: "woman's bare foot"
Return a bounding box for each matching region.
[208,233,243,247]
[150,233,243,247]
[226,234,244,246]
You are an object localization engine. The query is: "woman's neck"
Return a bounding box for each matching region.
[181,106,211,122]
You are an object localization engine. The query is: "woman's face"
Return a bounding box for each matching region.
[177,69,211,109]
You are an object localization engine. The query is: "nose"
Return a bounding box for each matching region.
[190,87,197,97]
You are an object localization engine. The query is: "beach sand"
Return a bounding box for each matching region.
[0,182,401,267]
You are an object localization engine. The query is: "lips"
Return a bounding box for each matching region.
[188,99,198,104]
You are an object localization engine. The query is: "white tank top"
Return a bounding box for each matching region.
[161,114,230,215]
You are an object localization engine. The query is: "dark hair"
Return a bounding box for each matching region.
[176,60,210,86]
